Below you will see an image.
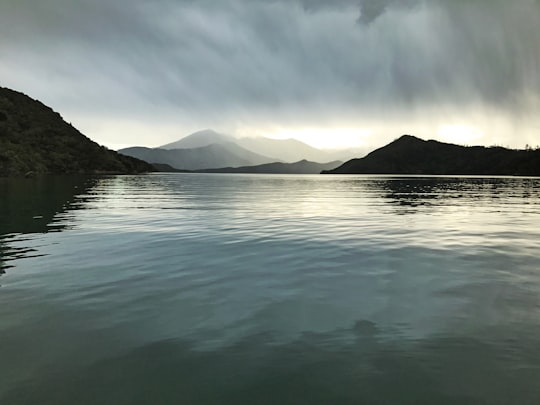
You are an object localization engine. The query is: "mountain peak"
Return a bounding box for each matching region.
[160,129,234,150]
[190,129,221,137]
[392,134,425,144]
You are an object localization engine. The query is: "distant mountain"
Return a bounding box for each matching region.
[160,129,234,149]
[157,129,364,164]
[235,137,357,163]
[119,142,276,171]
[236,137,320,162]
[197,159,343,174]
[322,135,540,176]
[0,87,152,176]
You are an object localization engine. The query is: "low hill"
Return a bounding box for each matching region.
[119,142,276,171]
[322,135,540,176]
[197,159,342,174]
[0,87,152,176]
[151,163,191,173]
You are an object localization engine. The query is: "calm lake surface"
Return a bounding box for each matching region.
[1,173,540,404]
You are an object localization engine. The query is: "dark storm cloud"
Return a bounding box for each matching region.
[1,0,539,146]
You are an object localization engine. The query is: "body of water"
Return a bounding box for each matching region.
[1,173,540,404]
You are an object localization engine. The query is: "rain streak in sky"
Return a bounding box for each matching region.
[1,0,539,149]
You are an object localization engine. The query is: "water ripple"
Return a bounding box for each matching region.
[1,174,540,403]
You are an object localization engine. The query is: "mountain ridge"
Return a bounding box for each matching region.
[323,135,540,176]
[152,129,364,164]
[196,159,342,174]
[160,129,234,149]
[122,129,360,170]
[119,142,276,171]
[234,136,357,163]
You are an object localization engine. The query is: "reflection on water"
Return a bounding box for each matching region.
[358,176,540,211]
[0,176,98,273]
[0,175,100,234]
[4,322,540,405]
[1,174,540,404]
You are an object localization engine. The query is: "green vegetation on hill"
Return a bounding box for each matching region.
[323,135,540,176]
[0,87,153,176]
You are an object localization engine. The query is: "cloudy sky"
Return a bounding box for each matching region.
[1,0,539,150]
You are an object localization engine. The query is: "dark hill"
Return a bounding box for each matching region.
[197,159,343,174]
[0,87,152,176]
[323,135,540,176]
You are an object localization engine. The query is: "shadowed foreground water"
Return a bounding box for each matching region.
[1,174,540,404]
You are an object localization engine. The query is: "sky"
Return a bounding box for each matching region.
[1,0,539,151]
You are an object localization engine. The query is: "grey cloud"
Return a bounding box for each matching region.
[358,0,395,24]
[1,0,539,147]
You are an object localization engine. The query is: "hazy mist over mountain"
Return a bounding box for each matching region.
[235,136,362,163]
[119,129,360,170]
[159,129,364,161]
[160,130,234,150]
[120,142,275,171]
